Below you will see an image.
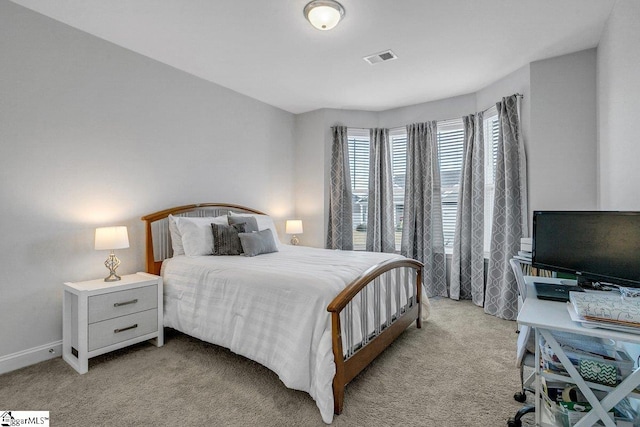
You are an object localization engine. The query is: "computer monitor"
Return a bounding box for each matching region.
[532,211,640,288]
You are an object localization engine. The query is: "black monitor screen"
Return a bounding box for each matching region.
[532,211,640,287]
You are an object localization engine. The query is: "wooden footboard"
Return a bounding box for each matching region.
[327,258,423,414]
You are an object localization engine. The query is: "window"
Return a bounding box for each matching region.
[348,129,369,251]
[347,129,406,251]
[390,129,407,250]
[436,120,465,247]
[436,115,499,252]
[347,116,498,253]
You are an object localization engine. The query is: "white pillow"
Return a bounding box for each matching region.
[168,215,184,256]
[174,215,228,256]
[228,212,281,247]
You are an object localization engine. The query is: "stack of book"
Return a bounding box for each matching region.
[512,238,553,277]
[514,237,532,262]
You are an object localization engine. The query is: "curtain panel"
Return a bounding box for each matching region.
[450,113,485,305]
[366,128,396,253]
[401,122,447,297]
[327,126,354,250]
[484,95,528,320]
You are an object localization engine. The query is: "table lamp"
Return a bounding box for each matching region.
[95,226,129,282]
[285,220,303,246]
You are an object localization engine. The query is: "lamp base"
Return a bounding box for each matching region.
[104,272,122,282]
[290,235,300,246]
[104,252,122,282]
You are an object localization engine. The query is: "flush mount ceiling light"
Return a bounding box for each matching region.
[304,0,345,31]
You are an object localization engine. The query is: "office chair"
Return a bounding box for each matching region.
[507,258,535,427]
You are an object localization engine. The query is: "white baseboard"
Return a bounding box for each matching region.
[0,341,63,375]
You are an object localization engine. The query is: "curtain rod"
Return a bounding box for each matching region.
[345,93,524,131]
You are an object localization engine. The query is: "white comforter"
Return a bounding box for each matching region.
[161,245,412,424]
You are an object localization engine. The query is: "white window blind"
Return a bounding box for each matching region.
[437,119,465,247]
[390,128,407,251]
[348,129,370,250]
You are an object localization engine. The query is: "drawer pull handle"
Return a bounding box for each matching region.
[114,299,138,307]
[114,324,138,334]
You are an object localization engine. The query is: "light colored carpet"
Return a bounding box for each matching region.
[0,298,532,426]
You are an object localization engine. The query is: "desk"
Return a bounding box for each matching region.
[517,276,640,427]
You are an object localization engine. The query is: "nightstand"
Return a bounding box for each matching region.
[62,272,163,374]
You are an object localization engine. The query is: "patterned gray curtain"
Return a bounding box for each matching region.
[450,113,485,305]
[401,122,447,297]
[484,95,528,320]
[366,128,396,253]
[327,126,354,250]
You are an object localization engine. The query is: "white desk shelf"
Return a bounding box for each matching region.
[62,272,163,374]
[518,276,640,427]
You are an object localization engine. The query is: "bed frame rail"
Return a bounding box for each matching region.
[327,258,423,414]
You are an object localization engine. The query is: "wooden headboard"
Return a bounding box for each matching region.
[140,203,266,275]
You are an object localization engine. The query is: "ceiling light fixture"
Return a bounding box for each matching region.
[304,0,345,31]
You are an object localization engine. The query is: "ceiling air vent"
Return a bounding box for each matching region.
[363,50,398,65]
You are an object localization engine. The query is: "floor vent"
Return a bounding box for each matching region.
[363,50,398,65]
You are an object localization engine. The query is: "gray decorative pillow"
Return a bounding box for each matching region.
[211,222,246,255]
[238,229,279,257]
[228,214,259,233]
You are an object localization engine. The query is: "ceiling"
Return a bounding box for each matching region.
[10,0,616,114]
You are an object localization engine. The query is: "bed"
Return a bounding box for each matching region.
[141,203,424,423]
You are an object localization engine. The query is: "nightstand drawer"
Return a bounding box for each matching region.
[88,285,157,323]
[88,308,158,351]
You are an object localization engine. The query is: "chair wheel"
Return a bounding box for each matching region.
[507,418,521,427]
[514,391,527,403]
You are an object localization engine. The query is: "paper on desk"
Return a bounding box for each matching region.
[566,304,640,335]
[569,291,640,329]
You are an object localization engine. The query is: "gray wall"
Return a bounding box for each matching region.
[0,2,295,360]
[293,109,329,248]
[529,49,598,214]
[597,0,640,210]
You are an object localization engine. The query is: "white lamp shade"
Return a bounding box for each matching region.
[95,226,129,250]
[304,1,345,31]
[285,220,303,235]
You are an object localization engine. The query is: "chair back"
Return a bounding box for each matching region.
[511,257,532,367]
[510,258,527,301]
